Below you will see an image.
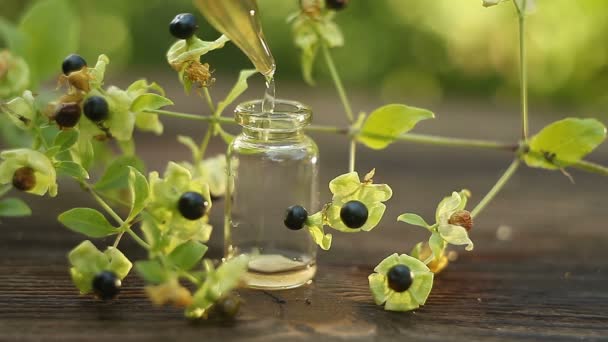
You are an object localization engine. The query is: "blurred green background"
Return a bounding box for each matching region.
[1,0,607,112]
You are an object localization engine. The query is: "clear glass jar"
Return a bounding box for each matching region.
[225,99,319,290]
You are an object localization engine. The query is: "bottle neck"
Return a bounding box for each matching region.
[242,127,305,141]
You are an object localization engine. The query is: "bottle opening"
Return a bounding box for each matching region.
[235,99,312,132]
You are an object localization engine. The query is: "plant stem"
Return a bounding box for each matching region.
[198,129,213,162]
[517,5,529,141]
[150,109,235,125]
[570,159,608,176]
[203,88,216,113]
[113,232,125,248]
[348,139,356,172]
[126,228,150,249]
[321,43,355,123]
[88,187,125,226]
[151,109,518,151]
[471,159,520,218]
[393,132,518,151]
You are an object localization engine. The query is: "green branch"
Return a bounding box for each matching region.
[570,159,608,176]
[471,159,520,218]
[517,1,529,141]
[150,109,516,152]
[320,43,355,123]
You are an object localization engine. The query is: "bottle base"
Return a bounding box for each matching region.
[241,254,316,290]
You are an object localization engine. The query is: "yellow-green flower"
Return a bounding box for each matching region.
[180,154,228,198]
[398,190,474,261]
[185,255,248,319]
[325,169,392,232]
[1,90,36,130]
[0,50,29,99]
[368,253,434,312]
[146,162,212,252]
[68,240,132,295]
[0,149,57,196]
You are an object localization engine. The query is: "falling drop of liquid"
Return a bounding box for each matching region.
[262,74,276,114]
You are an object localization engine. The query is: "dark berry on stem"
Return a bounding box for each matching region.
[178,191,209,220]
[12,167,36,191]
[83,96,109,122]
[92,271,121,300]
[215,293,241,319]
[169,13,198,40]
[55,103,81,128]
[340,200,368,229]
[325,0,349,10]
[62,54,87,75]
[387,264,413,293]
[284,205,308,230]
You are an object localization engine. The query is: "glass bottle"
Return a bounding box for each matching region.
[225,99,319,290]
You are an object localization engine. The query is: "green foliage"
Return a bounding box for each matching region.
[135,260,167,284]
[524,118,607,170]
[94,155,145,192]
[68,241,131,294]
[53,130,79,151]
[0,197,31,217]
[58,208,118,238]
[126,167,149,222]
[168,240,208,271]
[214,69,257,117]
[6,0,79,85]
[358,104,435,150]
[130,94,174,114]
[55,161,89,181]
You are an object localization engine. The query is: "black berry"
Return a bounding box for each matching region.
[215,293,241,319]
[54,103,81,128]
[62,54,87,75]
[12,167,36,191]
[325,0,349,10]
[169,13,198,40]
[339,200,368,229]
[92,271,121,300]
[178,191,209,220]
[284,205,308,230]
[83,96,109,122]
[387,264,413,293]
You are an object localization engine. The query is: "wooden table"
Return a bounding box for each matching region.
[0,93,607,341]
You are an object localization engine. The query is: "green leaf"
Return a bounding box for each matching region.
[292,18,319,85]
[524,118,607,170]
[53,130,79,151]
[94,155,145,191]
[168,240,208,271]
[130,93,174,113]
[56,161,89,181]
[177,135,201,161]
[397,213,430,229]
[58,208,118,238]
[438,225,474,251]
[104,247,132,280]
[358,104,435,150]
[215,69,257,117]
[429,232,445,259]
[134,260,167,284]
[0,18,26,53]
[18,0,79,84]
[126,167,149,221]
[0,198,31,217]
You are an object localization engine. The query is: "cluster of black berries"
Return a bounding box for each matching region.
[283,200,369,231]
[54,54,110,129]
